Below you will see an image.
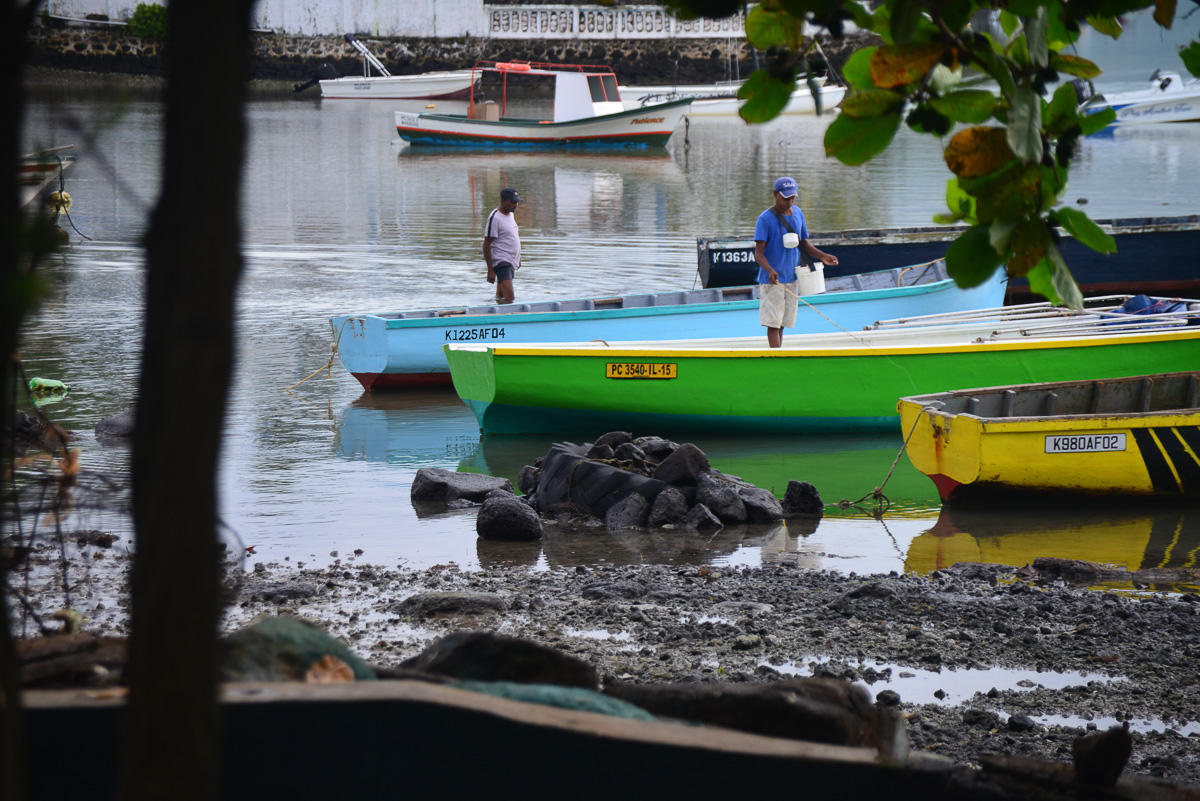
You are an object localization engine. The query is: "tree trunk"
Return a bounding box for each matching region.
[1,1,39,798]
[119,0,253,798]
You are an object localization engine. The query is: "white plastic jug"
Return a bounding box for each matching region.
[782,232,800,249]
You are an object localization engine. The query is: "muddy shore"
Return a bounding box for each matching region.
[12,538,1200,785]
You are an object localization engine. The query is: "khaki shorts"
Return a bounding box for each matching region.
[759,280,800,329]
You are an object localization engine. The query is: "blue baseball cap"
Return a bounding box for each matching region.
[500,187,522,203]
[773,176,798,197]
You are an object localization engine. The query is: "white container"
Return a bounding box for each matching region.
[797,263,825,295]
[782,232,800,249]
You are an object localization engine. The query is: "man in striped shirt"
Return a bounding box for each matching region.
[483,187,522,302]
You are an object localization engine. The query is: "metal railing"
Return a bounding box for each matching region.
[485,4,747,39]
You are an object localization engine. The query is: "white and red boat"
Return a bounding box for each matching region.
[395,60,691,148]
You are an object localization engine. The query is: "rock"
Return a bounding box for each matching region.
[391,592,508,618]
[410,467,514,504]
[1007,713,1037,732]
[10,411,45,444]
[962,709,1000,729]
[647,486,688,527]
[1033,557,1105,583]
[581,581,646,600]
[400,631,600,689]
[517,465,539,496]
[713,601,774,615]
[695,473,747,523]
[95,408,136,438]
[593,431,633,450]
[1073,723,1132,787]
[737,484,784,522]
[535,442,684,518]
[476,495,543,541]
[635,436,678,463]
[846,582,896,600]
[605,492,650,530]
[651,442,710,486]
[603,677,907,759]
[586,443,615,460]
[732,634,762,650]
[781,480,824,518]
[240,580,321,602]
[614,442,649,472]
[220,617,375,682]
[675,503,723,531]
[876,689,901,706]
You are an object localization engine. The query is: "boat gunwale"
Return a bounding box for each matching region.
[363,275,960,330]
[445,323,1200,358]
[408,97,694,128]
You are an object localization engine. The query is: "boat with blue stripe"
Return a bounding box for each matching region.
[330,260,1007,390]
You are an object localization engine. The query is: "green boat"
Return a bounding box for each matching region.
[444,296,1200,436]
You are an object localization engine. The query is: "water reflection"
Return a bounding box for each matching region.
[336,389,479,466]
[907,506,1200,591]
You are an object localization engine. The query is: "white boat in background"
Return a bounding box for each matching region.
[1078,70,1200,125]
[396,61,691,148]
[298,34,478,100]
[19,145,74,209]
[620,76,846,116]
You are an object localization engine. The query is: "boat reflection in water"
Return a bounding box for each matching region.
[907,505,1200,592]
[335,389,480,467]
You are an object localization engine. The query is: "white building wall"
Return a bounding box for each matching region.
[44,0,743,38]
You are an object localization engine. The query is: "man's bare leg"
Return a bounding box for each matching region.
[767,326,783,348]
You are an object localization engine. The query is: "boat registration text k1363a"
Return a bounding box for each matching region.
[606,363,677,379]
[1044,433,1127,453]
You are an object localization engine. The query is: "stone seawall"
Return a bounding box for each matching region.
[26,27,874,84]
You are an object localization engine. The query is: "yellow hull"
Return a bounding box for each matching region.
[899,380,1200,500]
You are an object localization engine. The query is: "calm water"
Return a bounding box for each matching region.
[15,12,1200,579]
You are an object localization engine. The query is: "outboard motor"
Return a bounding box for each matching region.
[292,63,339,93]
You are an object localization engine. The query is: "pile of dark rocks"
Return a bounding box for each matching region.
[410,432,825,542]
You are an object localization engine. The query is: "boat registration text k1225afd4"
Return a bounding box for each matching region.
[1044,434,1127,453]
[606,363,677,379]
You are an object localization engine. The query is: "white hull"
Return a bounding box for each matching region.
[319,70,478,100]
[1081,70,1200,125]
[621,80,845,116]
[396,98,693,147]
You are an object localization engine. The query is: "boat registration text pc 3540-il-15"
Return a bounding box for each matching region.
[394,60,692,148]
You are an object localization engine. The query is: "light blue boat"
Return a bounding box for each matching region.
[330,261,1007,390]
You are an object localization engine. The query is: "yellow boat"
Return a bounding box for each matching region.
[898,371,1200,502]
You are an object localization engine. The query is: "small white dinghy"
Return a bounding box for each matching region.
[1078,70,1200,125]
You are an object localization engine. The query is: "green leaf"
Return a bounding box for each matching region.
[1006,87,1043,162]
[1050,53,1102,80]
[890,0,923,45]
[1044,83,1081,134]
[1079,106,1116,135]
[939,0,975,36]
[1006,217,1051,275]
[1086,15,1123,39]
[929,90,998,123]
[999,9,1020,36]
[841,89,907,118]
[972,44,1017,98]
[1026,7,1050,68]
[1181,41,1200,79]
[973,163,1044,223]
[1045,240,1084,308]
[738,70,796,123]
[989,218,1020,255]
[846,1,876,31]
[824,111,903,166]
[842,47,879,91]
[1052,207,1117,253]
[745,5,804,49]
[945,224,1007,288]
[870,43,945,89]
[945,178,978,223]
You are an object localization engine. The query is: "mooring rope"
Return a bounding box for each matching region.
[836,403,938,518]
[287,316,357,392]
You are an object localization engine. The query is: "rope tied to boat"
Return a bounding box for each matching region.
[836,403,937,519]
[287,316,357,392]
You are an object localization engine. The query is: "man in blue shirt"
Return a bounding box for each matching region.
[754,176,839,347]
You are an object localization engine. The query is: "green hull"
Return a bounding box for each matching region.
[446,329,1200,436]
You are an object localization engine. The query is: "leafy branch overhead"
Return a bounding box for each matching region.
[666,0,1200,307]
